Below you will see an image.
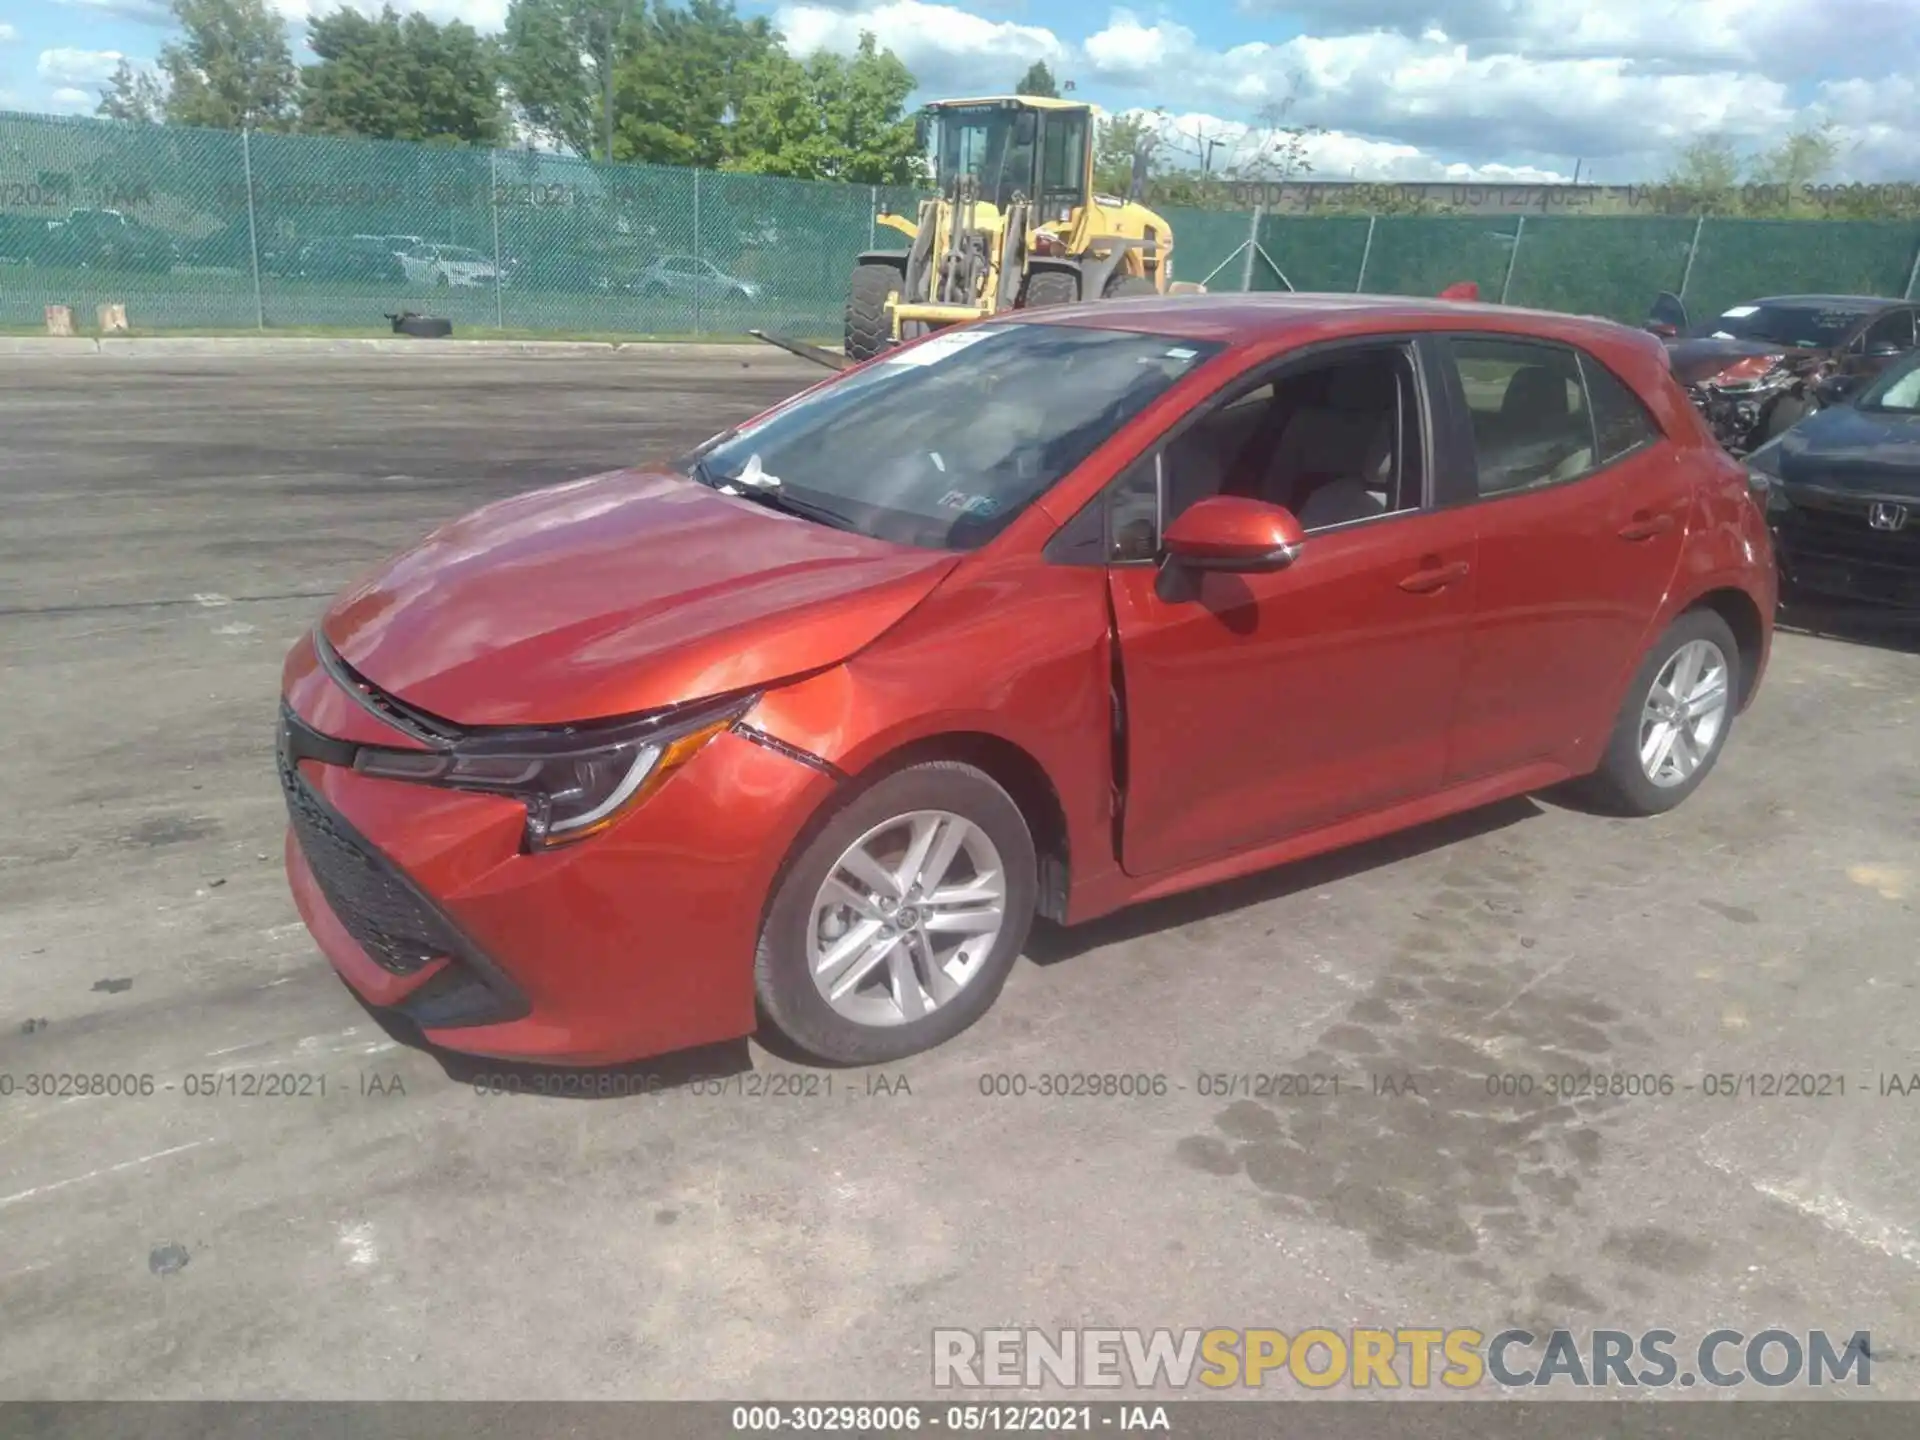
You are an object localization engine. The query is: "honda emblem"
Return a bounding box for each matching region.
[1867,502,1909,532]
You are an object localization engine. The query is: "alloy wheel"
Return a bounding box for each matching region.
[1639,638,1730,787]
[806,810,1007,1027]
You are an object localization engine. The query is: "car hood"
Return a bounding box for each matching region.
[320,469,959,728]
[1667,336,1808,383]
[1767,404,1920,499]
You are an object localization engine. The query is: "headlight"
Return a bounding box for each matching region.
[352,694,756,849]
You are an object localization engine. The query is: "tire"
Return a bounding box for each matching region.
[1021,270,1080,309]
[1104,273,1159,298]
[845,261,901,363]
[1575,609,1742,816]
[755,761,1038,1065]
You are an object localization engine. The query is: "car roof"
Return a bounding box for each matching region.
[1017,291,1664,355]
[1742,294,1893,310]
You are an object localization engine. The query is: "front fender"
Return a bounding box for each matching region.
[744,556,1121,914]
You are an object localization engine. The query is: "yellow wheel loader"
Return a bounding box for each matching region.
[844,97,1200,363]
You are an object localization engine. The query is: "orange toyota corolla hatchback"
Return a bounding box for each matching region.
[279,295,1775,1066]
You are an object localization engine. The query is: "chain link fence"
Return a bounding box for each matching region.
[4,110,1918,337]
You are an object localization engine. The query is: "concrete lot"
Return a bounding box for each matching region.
[1,351,1918,1402]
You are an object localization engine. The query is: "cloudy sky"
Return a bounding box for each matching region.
[3,0,1916,183]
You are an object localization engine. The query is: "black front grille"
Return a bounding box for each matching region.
[279,747,459,976]
[1779,502,1920,566]
[277,703,530,1027]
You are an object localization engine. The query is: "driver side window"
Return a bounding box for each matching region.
[1097,344,1425,558]
[1862,309,1917,354]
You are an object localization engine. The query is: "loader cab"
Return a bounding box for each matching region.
[926,99,1093,223]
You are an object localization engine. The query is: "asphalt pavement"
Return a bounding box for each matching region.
[2,350,1917,1402]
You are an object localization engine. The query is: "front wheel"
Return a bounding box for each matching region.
[1575,610,1741,816]
[845,262,901,363]
[755,761,1037,1065]
[1021,270,1080,309]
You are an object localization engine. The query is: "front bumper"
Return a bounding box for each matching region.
[278,638,837,1064]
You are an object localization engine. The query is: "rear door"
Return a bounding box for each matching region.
[1436,334,1689,784]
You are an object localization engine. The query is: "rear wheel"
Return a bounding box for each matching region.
[1576,609,1740,816]
[755,762,1037,1065]
[845,262,901,363]
[1021,270,1080,309]
[1105,273,1158,298]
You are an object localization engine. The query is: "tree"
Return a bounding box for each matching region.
[1748,123,1838,196]
[301,6,504,145]
[1660,136,1742,214]
[1093,109,1159,198]
[725,32,921,183]
[612,0,781,168]
[1223,97,1322,184]
[96,60,165,123]
[502,0,644,159]
[158,0,299,130]
[1014,61,1058,99]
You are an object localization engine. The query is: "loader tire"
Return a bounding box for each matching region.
[1105,273,1158,298]
[846,263,899,363]
[1021,271,1080,309]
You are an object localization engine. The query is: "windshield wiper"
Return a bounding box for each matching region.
[721,483,861,533]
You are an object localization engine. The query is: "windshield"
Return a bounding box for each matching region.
[1698,303,1870,348]
[934,103,1037,211]
[1856,352,1920,413]
[688,323,1220,550]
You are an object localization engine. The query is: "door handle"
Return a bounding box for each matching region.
[1619,512,1676,541]
[1398,559,1471,593]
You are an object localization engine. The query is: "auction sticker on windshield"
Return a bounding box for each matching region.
[883,326,1010,367]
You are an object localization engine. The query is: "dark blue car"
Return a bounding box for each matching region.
[1748,352,1920,610]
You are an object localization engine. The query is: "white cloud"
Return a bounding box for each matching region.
[37,48,126,85]
[0,23,17,42]
[1137,109,1571,183]
[776,0,1066,95]
[1241,0,1920,84]
[48,86,94,111]
[1072,15,1917,180]
[268,0,512,30]
[52,0,172,22]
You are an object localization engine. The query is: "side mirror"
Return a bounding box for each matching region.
[1646,290,1689,337]
[1817,372,1863,403]
[1162,495,1304,573]
[1868,341,1906,358]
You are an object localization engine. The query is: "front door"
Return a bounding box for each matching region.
[1106,339,1479,879]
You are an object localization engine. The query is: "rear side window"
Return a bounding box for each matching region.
[1445,337,1593,496]
[1579,353,1661,462]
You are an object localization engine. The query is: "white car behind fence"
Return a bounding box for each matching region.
[400,243,501,288]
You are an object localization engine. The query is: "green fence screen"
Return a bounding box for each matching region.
[4,110,1918,337]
